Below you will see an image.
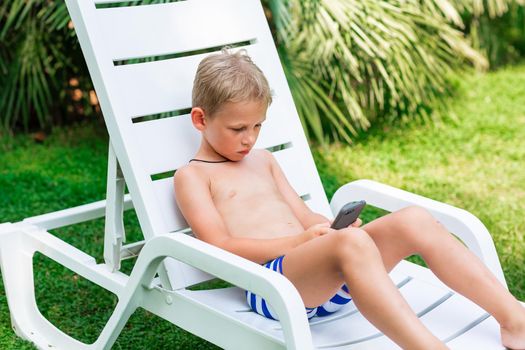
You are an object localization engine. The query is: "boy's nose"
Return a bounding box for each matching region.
[242,134,255,146]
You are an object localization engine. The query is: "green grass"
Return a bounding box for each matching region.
[1,63,524,348]
[316,64,525,300]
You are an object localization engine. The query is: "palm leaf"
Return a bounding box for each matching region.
[266,0,494,143]
[0,0,519,135]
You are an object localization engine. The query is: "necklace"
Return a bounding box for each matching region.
[189,158,230,163]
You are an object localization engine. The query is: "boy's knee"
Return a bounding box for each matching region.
[399,205,437,227]
[395,206,447,248]
[332,228,377,262]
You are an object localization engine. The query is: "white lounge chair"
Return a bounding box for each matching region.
[0,0,519,349]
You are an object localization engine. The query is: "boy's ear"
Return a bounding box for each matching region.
[191,107,207,131]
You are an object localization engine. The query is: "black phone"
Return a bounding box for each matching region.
[331,200,366,229]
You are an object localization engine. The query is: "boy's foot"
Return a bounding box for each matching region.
[501,328,525,349]
[501,326,525,349]
[501,305,525,350]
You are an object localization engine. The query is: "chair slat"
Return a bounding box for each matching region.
[152,177,186,232]
[87,0,265,61]
[102,43,293,124]
[419,294,488,340]
[309,278,451,347]
[446,316,504,349]
[132,102,299,176]
[133,115,200,176]
[183,268,476,349]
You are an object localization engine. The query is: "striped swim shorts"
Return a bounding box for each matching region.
[245,255,352,320]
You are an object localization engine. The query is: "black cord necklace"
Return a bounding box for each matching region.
[189,158,230,163]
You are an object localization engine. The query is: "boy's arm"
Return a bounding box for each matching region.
[266,151,331,228]
[174,165,329,264]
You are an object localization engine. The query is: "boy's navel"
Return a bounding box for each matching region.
[228,190,237,198]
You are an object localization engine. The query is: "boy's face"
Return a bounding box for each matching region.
[200,100,267,161]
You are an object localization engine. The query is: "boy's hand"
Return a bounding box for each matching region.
[301,223,332,243]
[351,218,363,228]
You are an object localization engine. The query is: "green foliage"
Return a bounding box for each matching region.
[0,1,93,131]
[460,1,525,67]
[437,1,525,67]
[265,0,489,143]
[1,0,524,140]
[0,0,172,132]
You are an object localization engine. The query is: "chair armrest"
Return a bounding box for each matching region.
[131,233,313,349]
[330,179,506,287]
[21,195,134,230]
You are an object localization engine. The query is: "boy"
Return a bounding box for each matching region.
[174,49,525,349]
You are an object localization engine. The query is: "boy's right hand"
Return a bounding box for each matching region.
[301,223,333,243]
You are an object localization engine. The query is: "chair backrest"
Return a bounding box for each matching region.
[65,0,332,288]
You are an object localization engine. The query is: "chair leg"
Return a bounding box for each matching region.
[0,226,94,349]
[92,285,142,349]
[93,244,164,349]
[0,224,136,350]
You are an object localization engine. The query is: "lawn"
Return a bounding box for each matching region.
[315,65,525,301]
[0,64,524,349]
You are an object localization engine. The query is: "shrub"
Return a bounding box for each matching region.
[0,0,522,141]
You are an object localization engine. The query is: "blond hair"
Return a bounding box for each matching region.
[192,48,272,116]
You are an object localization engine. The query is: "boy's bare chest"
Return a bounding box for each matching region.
[195,156,303,238]
[209,166,276,204]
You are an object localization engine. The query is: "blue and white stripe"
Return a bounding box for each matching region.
[245,256,352,320]
[316,284,351,316]
[245,256,284,320]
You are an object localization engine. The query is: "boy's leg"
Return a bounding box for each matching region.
[362,206,525,349]
[282,228,446,349]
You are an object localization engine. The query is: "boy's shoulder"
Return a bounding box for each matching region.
[173,161,206,186]
[252,148,273,160]
[248,149,276,169]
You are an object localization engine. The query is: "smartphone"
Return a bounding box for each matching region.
[331,200,366,229]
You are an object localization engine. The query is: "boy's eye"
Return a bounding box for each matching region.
[231,127,245,132]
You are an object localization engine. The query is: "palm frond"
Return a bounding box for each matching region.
[0,0,92,131]
[0,0,520,135]
[268,0,493,143]
[447,0,510,18]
